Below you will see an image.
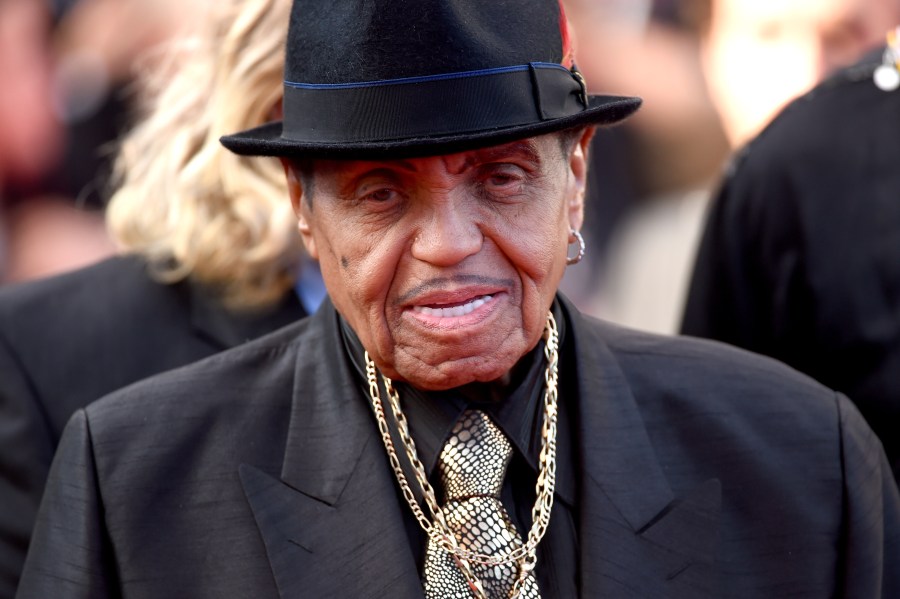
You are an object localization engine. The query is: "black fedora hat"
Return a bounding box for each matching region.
[221,0,641,159]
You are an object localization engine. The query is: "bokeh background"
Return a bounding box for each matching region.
[1,0,897,332]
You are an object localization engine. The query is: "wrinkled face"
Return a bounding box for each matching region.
[287,130,591,390]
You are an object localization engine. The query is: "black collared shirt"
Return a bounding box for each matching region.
[340,302,578,597]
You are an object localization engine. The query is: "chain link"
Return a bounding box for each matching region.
[365,311,560,599]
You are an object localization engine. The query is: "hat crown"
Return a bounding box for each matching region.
[220,0,642,159]
[286,0,563,84]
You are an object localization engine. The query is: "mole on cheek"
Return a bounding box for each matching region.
[341,256,349,268]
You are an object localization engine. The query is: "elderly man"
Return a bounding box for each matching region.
[16,1,899,598]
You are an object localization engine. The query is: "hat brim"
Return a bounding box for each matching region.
[220,94,641,160]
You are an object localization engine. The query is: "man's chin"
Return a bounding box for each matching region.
[387,349,522,391]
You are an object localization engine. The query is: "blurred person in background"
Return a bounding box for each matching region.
[0,0,203,283]
[0,0,62,192]
[0,0,317,595]
[0,0,66,279]
[682,32,900,477]
[558,0,729,311]
[696,0,900,148]
[569,0,900,334]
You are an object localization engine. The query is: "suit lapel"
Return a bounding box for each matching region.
[240,298,722,598]
[188,281,306,349]
[241,304,423,599]
[566,303,722,598]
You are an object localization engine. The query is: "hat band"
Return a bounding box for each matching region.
[281,63,587,143]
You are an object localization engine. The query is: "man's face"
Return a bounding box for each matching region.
[288,130,590,391]
[703,0,899,147]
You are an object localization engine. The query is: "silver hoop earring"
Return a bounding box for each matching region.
[566,229,585,265]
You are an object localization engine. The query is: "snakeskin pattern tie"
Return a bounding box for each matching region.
[423,410,541,598]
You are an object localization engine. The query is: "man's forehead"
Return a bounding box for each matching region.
[313,137,549,177]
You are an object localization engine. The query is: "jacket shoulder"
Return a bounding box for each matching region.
[0,254,156,303]
[69,318,308,497]
[85,316,310,429]
[725,53,895,195]
[0,255,176,337]
[586,317,840,425]
[0,256,205,427]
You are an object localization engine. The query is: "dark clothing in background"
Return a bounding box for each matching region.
[681,51,900,477]
[16,296,900,598]
[0,255,306,598]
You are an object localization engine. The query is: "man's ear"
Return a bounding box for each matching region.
[567,126,595,232]
[281,158,318,260]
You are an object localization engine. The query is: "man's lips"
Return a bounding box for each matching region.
[396,276,513,324]
[411,294,493,318]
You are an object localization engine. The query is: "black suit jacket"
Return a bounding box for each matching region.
[15,297,900,598]
[681,51,900,476]
[0,256,306,598]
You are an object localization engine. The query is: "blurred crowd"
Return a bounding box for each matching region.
[0,0,203,282]
[559,0,900,332]
[0,0,898,321]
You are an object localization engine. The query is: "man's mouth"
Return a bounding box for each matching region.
[411,294,493,318]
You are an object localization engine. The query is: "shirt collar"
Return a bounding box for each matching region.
[294,259,328,314]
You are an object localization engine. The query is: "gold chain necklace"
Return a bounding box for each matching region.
[365,311,560,599]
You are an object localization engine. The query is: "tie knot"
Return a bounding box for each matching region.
[439,410,512,501]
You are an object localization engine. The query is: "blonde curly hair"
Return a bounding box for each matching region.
[106,0,302,311]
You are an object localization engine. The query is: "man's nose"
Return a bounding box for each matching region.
[410,201,483,267]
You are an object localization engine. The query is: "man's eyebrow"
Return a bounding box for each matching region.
[328,160,416,196]
[335,166,405,196]
[464,140,542,168]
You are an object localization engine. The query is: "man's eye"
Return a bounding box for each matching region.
[487,173,516,186]
[362,188,397,203]
[480,165,526,193]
